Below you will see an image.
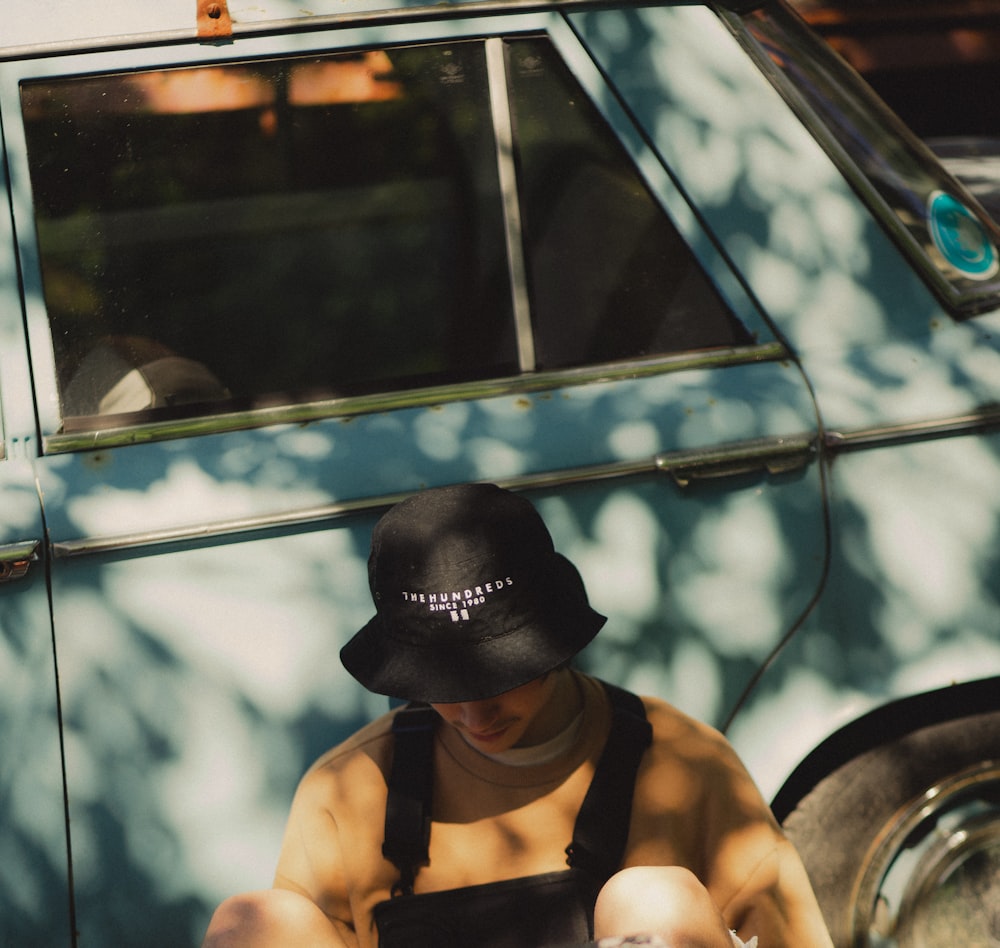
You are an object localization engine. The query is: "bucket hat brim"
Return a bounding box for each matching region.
[340,484,607,703]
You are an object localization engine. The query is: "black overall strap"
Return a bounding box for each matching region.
[382,703,436,896]
[382,681,652,896]
[565,682,652,883]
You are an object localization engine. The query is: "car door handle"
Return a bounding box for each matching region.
[0,540,41,584]
[654,434,816,487]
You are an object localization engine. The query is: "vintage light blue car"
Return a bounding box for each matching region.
[1,0,998,945]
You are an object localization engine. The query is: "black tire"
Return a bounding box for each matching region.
[780,708,1000,948]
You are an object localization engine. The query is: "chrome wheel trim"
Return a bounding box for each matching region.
[851,761,1000,947]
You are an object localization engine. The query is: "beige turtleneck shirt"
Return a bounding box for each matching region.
[273,673,832,948]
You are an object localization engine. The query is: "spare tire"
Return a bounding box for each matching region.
[779,708,1000,947]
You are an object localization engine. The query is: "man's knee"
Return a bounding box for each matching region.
[594,866,732,948]
[596,865,707,923]
[202,889,342,947]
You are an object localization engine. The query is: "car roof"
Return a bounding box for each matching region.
[1,0,749,57]
[0,0,594,55]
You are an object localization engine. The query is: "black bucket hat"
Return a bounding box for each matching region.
[340,483,606,703]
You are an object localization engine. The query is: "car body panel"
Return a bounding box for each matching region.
[731,426,1000,796]
[35,372,828,942]
[0,141,73,945]
[0,464,70,946]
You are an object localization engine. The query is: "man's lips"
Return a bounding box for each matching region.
[466,725,511,744]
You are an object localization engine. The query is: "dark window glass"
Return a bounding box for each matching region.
[506,38,752,369]
[21,35,749,434]
[22,44,515,427]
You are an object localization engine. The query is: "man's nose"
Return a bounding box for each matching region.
[458,700,498,730]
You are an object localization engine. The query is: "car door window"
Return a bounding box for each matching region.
[20,36,751,440]
[507,37,749,367]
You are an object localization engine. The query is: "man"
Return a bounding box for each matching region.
[203,483,832,948]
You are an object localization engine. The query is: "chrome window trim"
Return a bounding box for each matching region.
[486,35,536,372]
[51,428,817,559]
[43,342,785,454]
[825,405,1000,453]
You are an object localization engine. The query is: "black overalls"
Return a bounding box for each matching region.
[374,682,653,948]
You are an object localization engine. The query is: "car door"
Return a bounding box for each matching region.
[0,151,73,944]
[0,8,827,944]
